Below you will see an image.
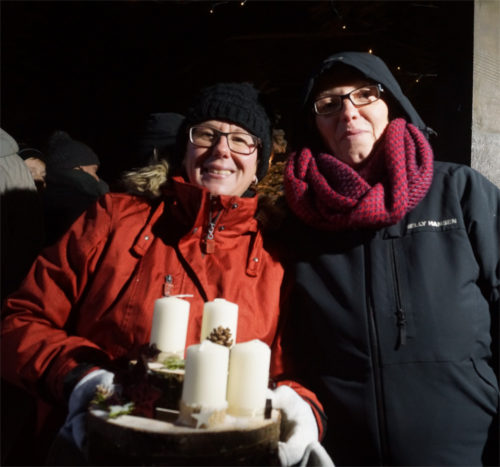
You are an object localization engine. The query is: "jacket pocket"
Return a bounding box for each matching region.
[471,358,499,412]
[472,358,499,391]
[389,239,415,347]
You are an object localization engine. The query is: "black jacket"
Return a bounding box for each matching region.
[43,168,109,246]
[282,161,499,466]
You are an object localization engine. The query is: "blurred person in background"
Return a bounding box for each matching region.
[18,145,47,191]
[0,128,44,466]
[0,128,44,302]
[42,130,109,246]
[136,112,185,166]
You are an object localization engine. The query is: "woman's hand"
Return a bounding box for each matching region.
[267,385,334,466]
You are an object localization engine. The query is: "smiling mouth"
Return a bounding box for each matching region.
[203,168,233,177]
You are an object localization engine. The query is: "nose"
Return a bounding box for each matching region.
[338,97,359,120]
[211,134,231,157]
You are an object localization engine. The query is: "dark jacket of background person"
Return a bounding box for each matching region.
[279,52,499,466]
[0,128,44,303]
[43,131,109,246]
[0,129,44,466]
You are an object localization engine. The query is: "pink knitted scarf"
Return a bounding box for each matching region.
[284,118,434,231]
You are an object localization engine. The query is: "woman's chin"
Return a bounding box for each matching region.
[201,180,233,197]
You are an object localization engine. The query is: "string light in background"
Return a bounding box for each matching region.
[209,0,247,14]
[332,7,436,85]
[209,1,229,14]
[408,72,438,83]
[206,1,437,87]
[394,66,438,84]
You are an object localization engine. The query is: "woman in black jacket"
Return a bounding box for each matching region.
[279,51,499,466]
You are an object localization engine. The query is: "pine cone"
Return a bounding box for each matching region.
[207,326,233,347]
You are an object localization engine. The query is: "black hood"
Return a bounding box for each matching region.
[302,51,435,139]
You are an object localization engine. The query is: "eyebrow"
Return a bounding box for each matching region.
[315,82,372,99]
[199,123,252,135]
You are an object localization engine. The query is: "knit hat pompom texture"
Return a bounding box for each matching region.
[47,131,100,170]
[183,82,272,180]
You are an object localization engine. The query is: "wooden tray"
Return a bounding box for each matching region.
[87,408,281,466]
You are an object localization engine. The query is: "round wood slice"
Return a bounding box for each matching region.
[87,408,281,466]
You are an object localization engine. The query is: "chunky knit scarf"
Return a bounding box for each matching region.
[284,118,434,231]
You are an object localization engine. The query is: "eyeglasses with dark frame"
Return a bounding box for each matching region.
[313,84,384,116]
[188,126,261,155]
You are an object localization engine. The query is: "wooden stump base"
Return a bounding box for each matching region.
[176,400,228,429]
[87,409,281,466]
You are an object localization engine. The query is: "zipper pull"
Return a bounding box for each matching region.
[396,308,407,347]
[163,274,173,296]
[203,220,216,254]
[203,199,222,255]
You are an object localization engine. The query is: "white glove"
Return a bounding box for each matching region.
[58,369,115,452]
[300,441,335,467]
[267,385,334,466]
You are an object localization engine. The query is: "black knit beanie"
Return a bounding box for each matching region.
[46,131,100,171]
[181,82,272,181]
[138,112,185,163]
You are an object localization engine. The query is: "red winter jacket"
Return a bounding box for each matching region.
[1,177,324,440]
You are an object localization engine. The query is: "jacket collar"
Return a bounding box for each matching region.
[132,177,264,276]
[165,176,259,236]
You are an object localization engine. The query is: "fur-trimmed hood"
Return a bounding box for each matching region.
[119,161,286,231]
[120,160,170,199]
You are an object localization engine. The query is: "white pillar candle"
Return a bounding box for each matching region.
[200,298,238,345]
[226,339,271,417]
[181,340,230,408]
[149,296,190,357]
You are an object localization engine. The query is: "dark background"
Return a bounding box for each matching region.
[1,0,474,184]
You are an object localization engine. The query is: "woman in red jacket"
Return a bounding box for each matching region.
[1,83,331,466]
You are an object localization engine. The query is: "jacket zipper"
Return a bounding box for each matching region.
[163,274,173,296]
[365,243,390,464]
[203,194,222,254]
[390,240,407,348]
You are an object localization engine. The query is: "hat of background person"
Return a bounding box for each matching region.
[181,82,272,181]
[302,51,435,139]
[138,112,185,162]
[46,131,100,170]
[18,146,46,162]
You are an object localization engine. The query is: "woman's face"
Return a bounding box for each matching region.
[24,157,46,188]
[314,75,390,167]
[184,120,258,197]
